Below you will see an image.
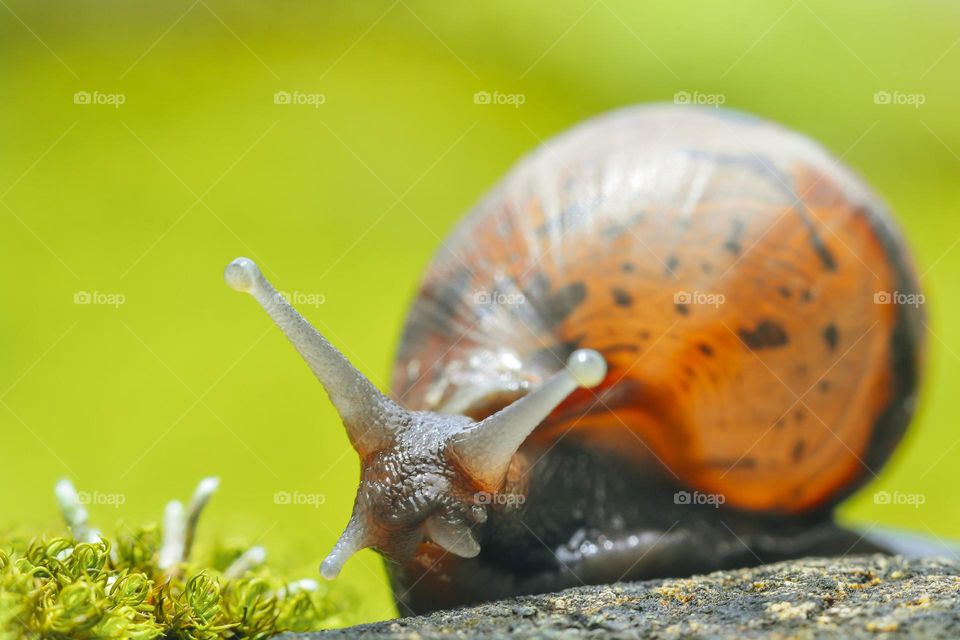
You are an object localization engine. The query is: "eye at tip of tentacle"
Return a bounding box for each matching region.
[449,349,609,490]
[224,256,260,293]
[567,348,608,388]
[223,256,403,453]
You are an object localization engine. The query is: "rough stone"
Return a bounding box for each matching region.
[277,555,960,639]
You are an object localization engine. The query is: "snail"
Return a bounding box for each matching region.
[226,105,924,614]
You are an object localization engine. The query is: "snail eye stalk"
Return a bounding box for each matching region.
[449,349,607,489]
[225,257,400,454]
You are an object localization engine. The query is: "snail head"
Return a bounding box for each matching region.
[225,257,607,577]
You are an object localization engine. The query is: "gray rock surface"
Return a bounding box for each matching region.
[278,555,960,639]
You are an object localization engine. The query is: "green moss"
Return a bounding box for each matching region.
[0,481,354,639]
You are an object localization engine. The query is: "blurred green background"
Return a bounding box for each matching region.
[1,0,958,624]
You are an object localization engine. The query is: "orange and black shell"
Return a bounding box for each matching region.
[390,105,925,516]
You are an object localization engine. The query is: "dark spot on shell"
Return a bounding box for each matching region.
[683,365,695,379]
[724,219,746,255]
[794,408,805,423]
[698,343,714,357]
[675,303,690,316]
[792,440,806,461]
[816,242,838,271]
[524,271,551,298]
[542,281,587,328]
[604,343,640,354]
[601,224,630,240]
[818,380,831,393]
[524,275,587,329]
[611,288,633,308]
[778,286,792,299]
[823,324,839,351]
[737,320,789,350]
[638,330,651,340]
[701,262,713,274]
[420,267,474,338]
[665,255,680,277]
[622,262,635,273]
[763,172,838,272]
[801,290,813,303]
[795,363,808,377]
[529,335,585,368]
[794,203,838,272]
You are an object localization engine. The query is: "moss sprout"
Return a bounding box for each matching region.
[0,479,354,639]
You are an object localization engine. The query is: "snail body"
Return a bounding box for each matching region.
[227,105,924,614]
